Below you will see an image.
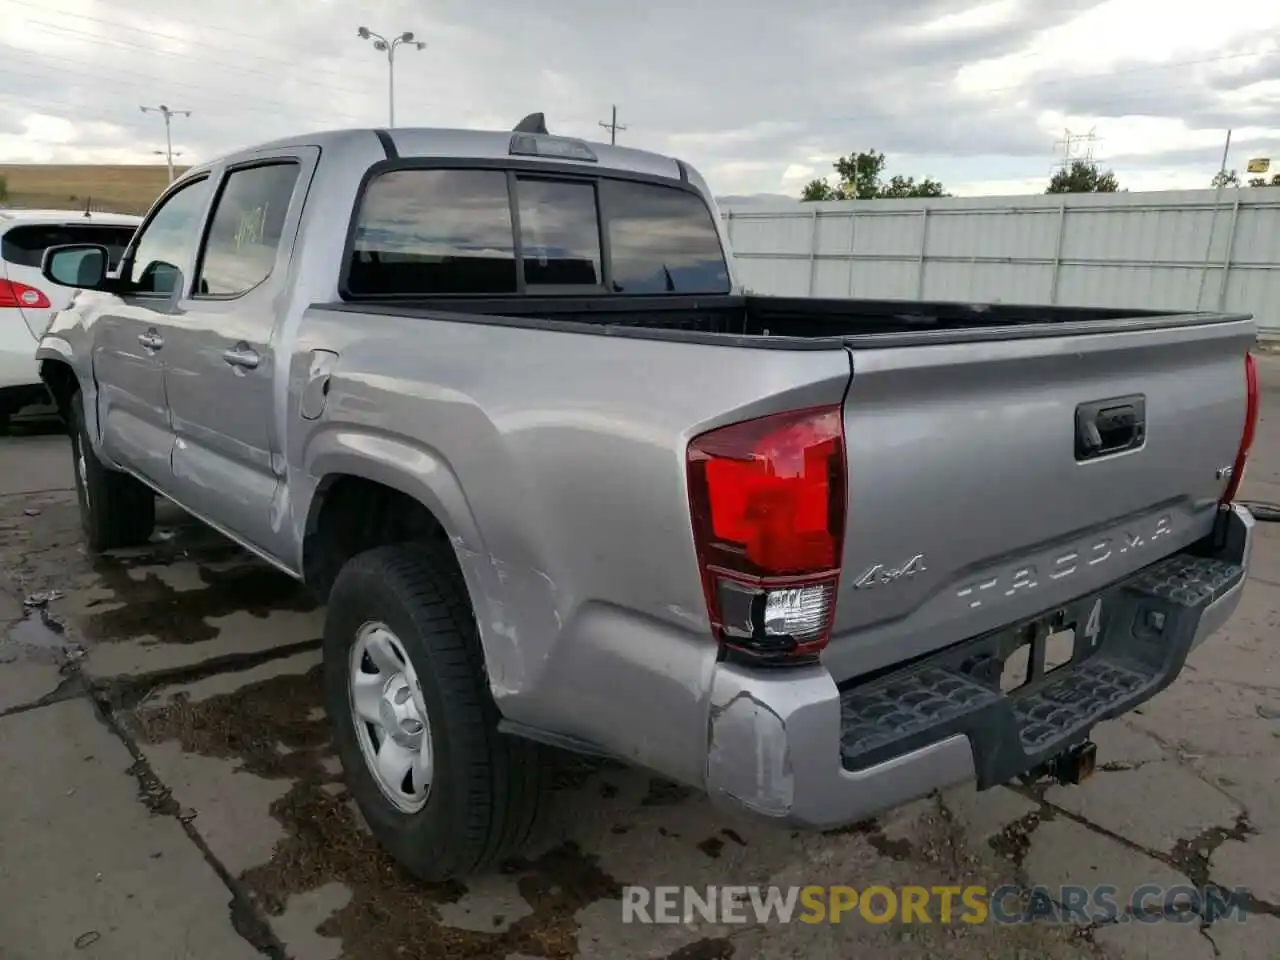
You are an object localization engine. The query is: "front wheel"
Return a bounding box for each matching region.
[68,391,156,552]
[323,541,547,881]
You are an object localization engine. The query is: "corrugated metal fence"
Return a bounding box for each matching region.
[720,188,1280,335]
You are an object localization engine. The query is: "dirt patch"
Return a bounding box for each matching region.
[131,666,630,959]
[664,938,734,960]
[642,778,696,807]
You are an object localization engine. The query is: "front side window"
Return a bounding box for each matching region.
[128,176,212,295]
[196,163,300,297]
[602,180,730,295]
[348,169,517,295]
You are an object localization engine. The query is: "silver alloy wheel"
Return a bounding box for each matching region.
[348,621,434,813]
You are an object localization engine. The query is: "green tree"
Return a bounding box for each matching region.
[801,178,839,201]
[879,174,947,198]
[1208,170,1280,188]
[801,149,950,201]
[1047,160,1120,194]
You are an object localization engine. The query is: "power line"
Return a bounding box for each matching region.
[948,47,1278,100]
[3,0,1275,140]
[620,49,1280,137]
[0,0,384,88]
[140,104,190,183]
[0,45,369,126]
[598,105,626,145]
[3,16,382,108]
[1,29,1274,176]
[9,0,1273,140]
[8,0,1271,109]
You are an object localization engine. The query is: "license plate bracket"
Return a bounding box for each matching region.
[997,595,1107,695]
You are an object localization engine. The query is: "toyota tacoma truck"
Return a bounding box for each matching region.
[34,116,1258,882]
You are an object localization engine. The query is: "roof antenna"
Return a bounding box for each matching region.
[513,112,548,135]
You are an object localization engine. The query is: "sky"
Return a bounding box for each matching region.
[1,0,1278,201]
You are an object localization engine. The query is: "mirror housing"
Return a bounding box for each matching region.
[42,244,110,290]
[137,260,183,299]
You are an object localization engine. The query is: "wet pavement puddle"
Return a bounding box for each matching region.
[2,484,1229,959]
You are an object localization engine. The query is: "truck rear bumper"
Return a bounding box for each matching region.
[704,504,1254,831]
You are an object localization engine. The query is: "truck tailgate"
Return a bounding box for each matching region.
[825,317,1254,682]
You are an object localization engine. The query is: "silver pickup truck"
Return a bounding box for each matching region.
[35,117,1258,882]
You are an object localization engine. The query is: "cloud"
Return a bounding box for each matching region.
[0,0,1277,201]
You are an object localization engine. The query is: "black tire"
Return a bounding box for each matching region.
[323,540,547,881]
[68,391,156,552]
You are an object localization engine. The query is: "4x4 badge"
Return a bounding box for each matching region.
[853,554,927,589]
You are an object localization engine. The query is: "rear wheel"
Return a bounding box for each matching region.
[323,541,547,881]
[68,391,156,552]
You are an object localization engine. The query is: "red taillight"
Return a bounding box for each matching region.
[0,279,50,310]
[687,405,846,664]
[1221,351,1260,507]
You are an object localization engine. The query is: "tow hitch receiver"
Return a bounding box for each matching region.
[1054,740,1098,786]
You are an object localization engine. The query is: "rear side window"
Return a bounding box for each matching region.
[1,223,136,270]
[349,169,517,295]
[196,162,300,297]
[345,166,728,297]
[602,180,730,295]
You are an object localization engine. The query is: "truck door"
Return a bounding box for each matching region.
[161,148,316,561]
[92,175,213,485]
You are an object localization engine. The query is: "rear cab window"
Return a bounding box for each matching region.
[1,223,137,271]
[345,165,729,298]
[348,169,518,295]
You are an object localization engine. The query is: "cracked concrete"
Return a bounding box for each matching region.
[4,354,1280,958]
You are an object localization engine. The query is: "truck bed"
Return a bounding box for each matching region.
[308,292,1254,691]
[321,293,1242,349]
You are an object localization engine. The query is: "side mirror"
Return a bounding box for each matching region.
[42,244,109,290]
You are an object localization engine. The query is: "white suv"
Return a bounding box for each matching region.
[1,209,140,432]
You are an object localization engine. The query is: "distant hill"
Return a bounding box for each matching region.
[0,164,188,216]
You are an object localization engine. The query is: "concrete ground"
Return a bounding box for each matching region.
[3,367,1280,960]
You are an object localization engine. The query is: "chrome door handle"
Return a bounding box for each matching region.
[223,346,260,370]
[137,332,164,350]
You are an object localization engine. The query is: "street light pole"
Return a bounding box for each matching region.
[140,104,191,182]
[356,26,426,128]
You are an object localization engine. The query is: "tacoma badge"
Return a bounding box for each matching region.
[853,554,927,590]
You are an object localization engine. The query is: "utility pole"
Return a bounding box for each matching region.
[598,105,626,145]
[357,26,426,128]
[140,104,190,182]
[1198,128,1234,309]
